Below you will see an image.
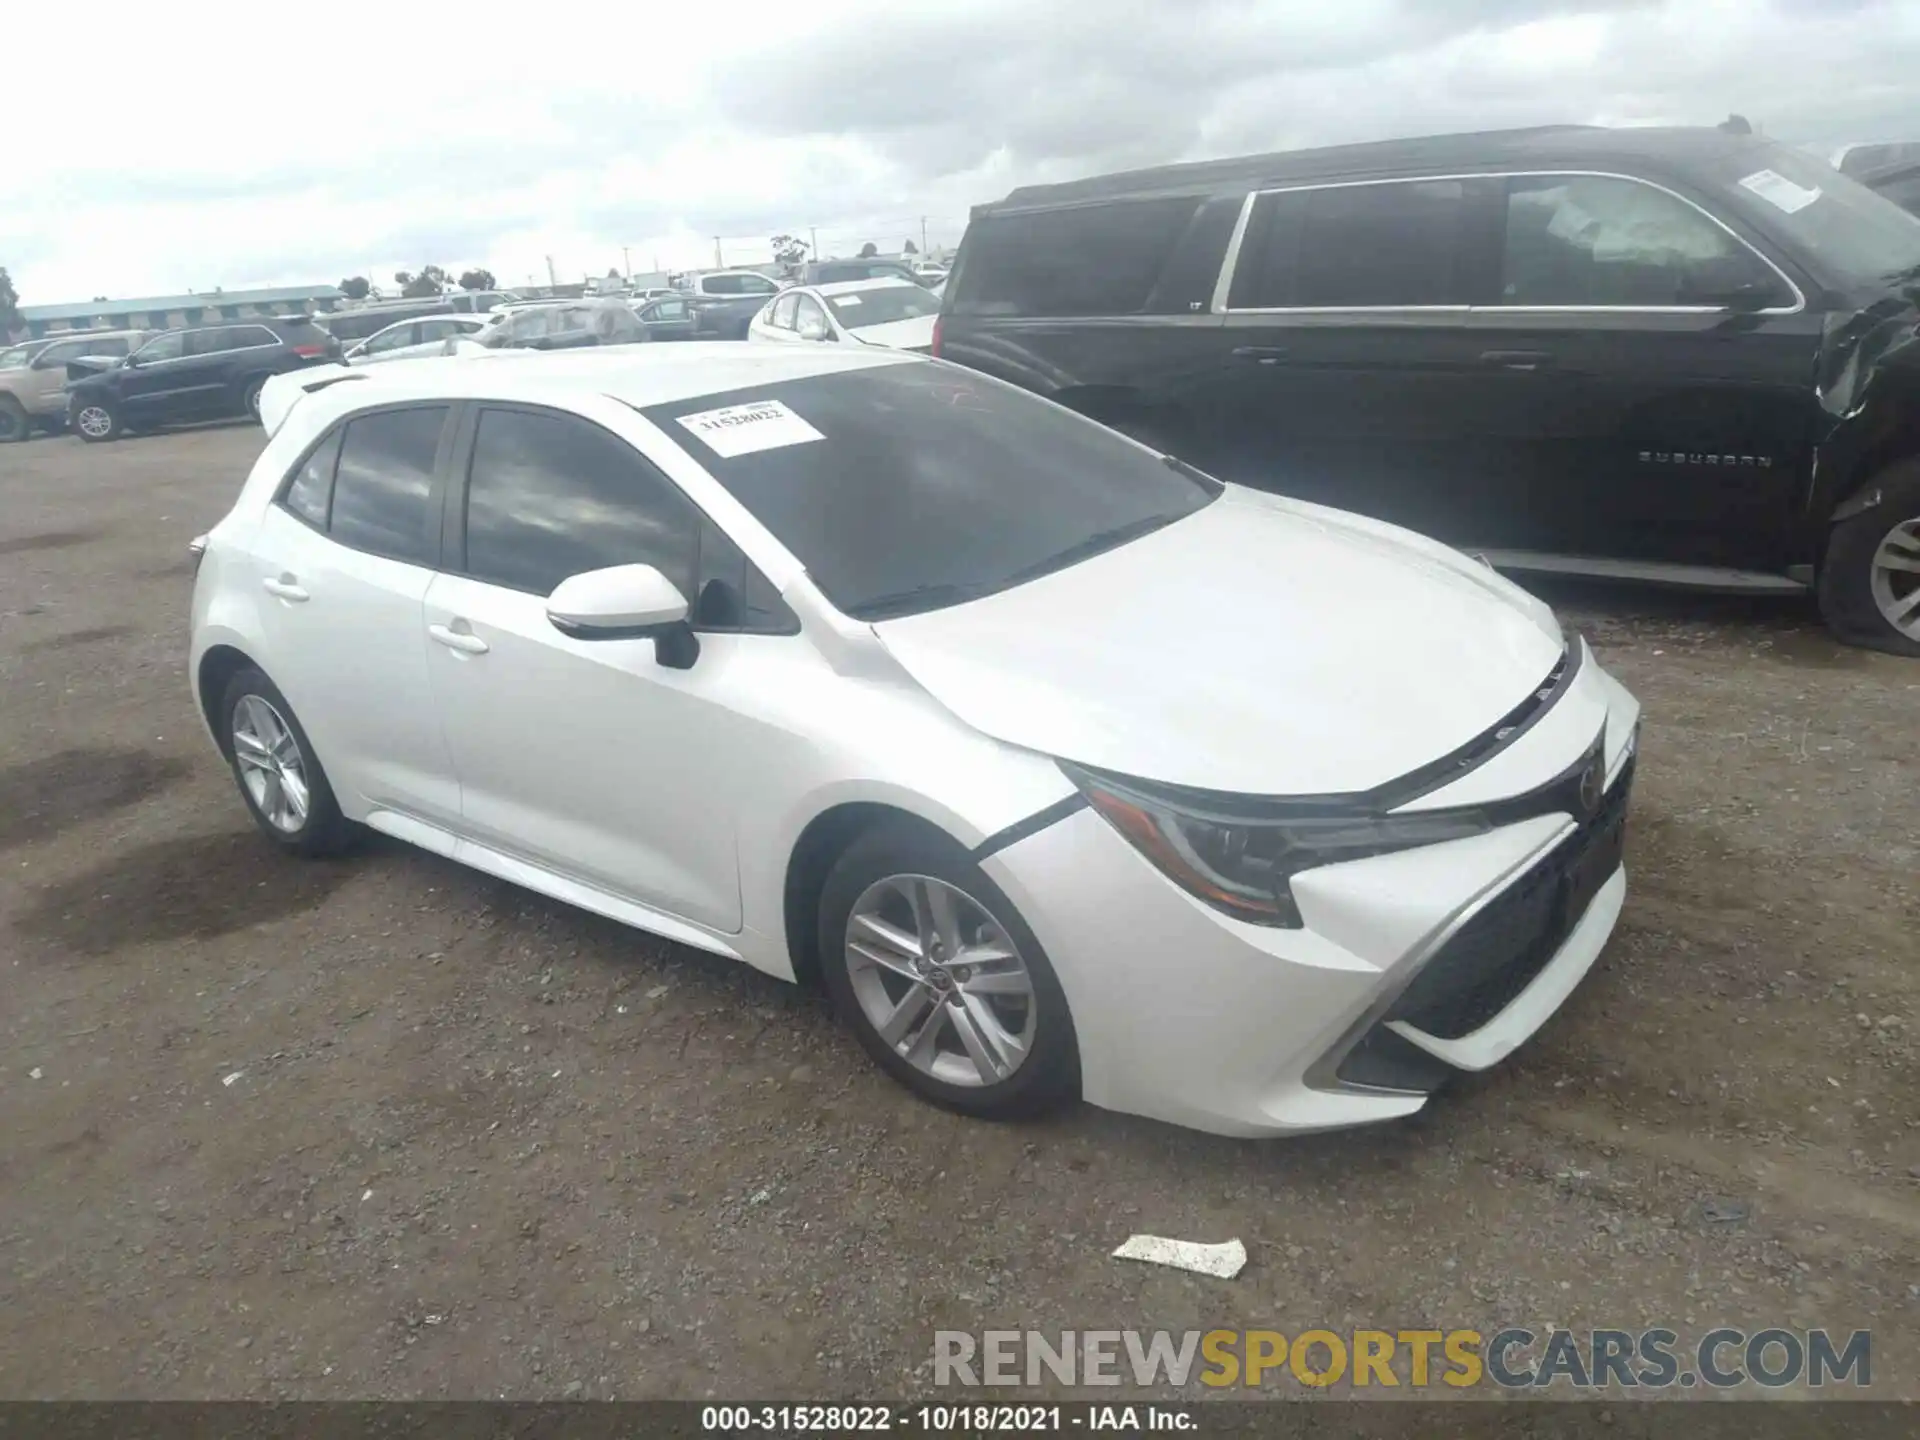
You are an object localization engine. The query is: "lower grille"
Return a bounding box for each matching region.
[1333,753,1635,1089]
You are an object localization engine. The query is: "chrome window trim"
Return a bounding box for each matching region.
[1211,168,1807,318]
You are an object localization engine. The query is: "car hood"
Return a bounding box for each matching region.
[848,315,936,351]
[870,485,1565,796]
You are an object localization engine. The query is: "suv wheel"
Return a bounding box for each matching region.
[817,821,1078,1118]
[72,399,121,443]
[242,376,267,421]
[1819,461,1920,656]
[0,397,29,444]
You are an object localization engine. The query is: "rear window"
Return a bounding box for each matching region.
[950,196,1200,317]
[824,286,940,328]
[641,363,1217,620]
[1229,180,1469,309]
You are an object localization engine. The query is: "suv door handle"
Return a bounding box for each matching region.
[262,576,309,602]
[1479,349,1554,371]
[1232,345,1289,363]
[428,623,489,655]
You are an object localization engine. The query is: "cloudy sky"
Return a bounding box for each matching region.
[3,0,1917,305]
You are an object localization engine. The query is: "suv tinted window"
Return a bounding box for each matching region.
[462,408,698,597]
[952,196,1200,317]
[280,430,343,528]
[39,336,129,364]
[1501,174,1778,307]
[133,331,185,363]
[643,365,1216,620]
[1230,180,1467,308]
[329,407,447,564]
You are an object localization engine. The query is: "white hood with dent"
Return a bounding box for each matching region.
[871,486,1563,796]
[848,315,936,351]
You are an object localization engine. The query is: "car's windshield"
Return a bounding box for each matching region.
[641,363,1218,620]
[0,344,38,369]
[825,286,941,329]
[1707,144,1920,289]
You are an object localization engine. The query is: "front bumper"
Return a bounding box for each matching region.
[979,641,1640,1137]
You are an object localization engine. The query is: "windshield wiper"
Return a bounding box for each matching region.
[996,510,1188,590]
[844,580,999,621]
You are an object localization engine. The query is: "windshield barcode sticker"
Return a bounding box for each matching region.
[1737,169,1821,214]
[676,399,825,458]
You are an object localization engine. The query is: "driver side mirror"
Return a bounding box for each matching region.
[546,564,699,668]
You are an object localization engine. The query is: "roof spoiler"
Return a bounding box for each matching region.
[257,365,366,437]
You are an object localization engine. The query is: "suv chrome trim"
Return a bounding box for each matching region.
[1210,168,1807,318]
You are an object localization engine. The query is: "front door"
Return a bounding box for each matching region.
[117,331,198,420]
[1202,176,1508,545]
[1460,172,1823,569]
[421,404,749,932]
[247,405,462,827]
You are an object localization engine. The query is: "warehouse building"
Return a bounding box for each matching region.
[15,284,343,339]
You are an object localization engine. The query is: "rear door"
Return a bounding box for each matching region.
[1464,171,1820,569]
[1203,175,1505,542]
[248,404,463,827]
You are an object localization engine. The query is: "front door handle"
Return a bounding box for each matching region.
[1232,345,1289,363]
[262,576,309,602]
[428,623,489,655]
[1479,349,1555,371]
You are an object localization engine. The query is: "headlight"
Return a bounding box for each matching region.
[1064,764,1500,929]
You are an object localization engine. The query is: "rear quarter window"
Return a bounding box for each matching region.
[950,196,1202,317]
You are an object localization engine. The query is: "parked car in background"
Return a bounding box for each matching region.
[1863,159,1920,217]
[1831,141,1920,178]
[455,298,650,352]
[913,264,950,286]
[939,124,1920,654]
[345,314,490,365]
[680,270,784,339]
[0,329,151,441]
[749,279,941,352]
[799,258,925,287]
[192,343,1638,1136]
[316,299,462,345]
[444,289,520,313]
[67,318,341,442]
[633,293,696,341]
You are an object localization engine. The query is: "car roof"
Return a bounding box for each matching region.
[814,278,923,297]
[987,124,1773,209]
[313,341,918,412]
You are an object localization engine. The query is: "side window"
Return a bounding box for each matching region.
[1229,180,1468,309]
[462,408,699,598]
[184,328,230,356]
[37,339,96,366]
[655,299,688,320]
[328,406,447,564]
[91,337,132,357]
[134,331,185,363]
[691,521,797,634]
[1499,174,1783,308]
[736,275,779,296]
[770,293,800,328]
[951,196,1201,317]
[506,310,554,342]
[366,324,418,353]
[415,320,456,343]
[704,275,740,296]
[237,325,279,348]
[794,296,830,339]
[279,429,343,529]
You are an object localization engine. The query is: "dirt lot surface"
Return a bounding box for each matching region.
[0,424,1915,1402]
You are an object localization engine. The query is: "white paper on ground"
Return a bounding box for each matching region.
[1738,169,1821,214]
[676,399,825,459]
[1111,1234,1247,1279]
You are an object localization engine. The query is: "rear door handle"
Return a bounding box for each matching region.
[1479,349,1554,371]
[428,623,489,655]
[1232,345,1289,363]
[262,576,309,602]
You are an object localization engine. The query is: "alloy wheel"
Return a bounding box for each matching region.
[1868,517,1920,641]
[74,405,113,439]
[230,694,311,833]
[844,874,1037,1088]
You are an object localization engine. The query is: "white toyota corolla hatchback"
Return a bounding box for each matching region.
[191,344,1639,1137]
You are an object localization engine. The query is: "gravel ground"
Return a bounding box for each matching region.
[0,424,1914,1401]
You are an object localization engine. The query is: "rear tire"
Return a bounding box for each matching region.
[71,398,121,443]
[1818,461,1920,657]
[0,397,30,443]
[817,820,1079,1119]
[242,375,267,422]
[218,667,356,856]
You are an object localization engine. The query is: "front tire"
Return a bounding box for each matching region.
[71,398,121,443]
[219,667,355,856]
[1819,461,1920,656]
[817,821,1078,1118]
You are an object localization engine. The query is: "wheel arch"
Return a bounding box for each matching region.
[195,643,258,758]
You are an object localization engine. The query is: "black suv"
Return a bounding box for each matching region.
[938,125,1920,653]
[68,318,341,442]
